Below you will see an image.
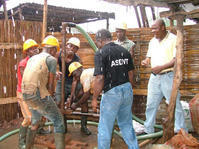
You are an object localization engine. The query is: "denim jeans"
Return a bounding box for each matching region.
[23,90,65,133]
[144,72,187,133]
[55,79,72,104]
[55,79,82,104]
[98,82,139,149]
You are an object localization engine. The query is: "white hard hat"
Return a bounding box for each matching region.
[115,22,127,30]
[67,37,80,48]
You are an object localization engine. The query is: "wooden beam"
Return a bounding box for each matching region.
[3,0,8,20]
[0,43,22,49]
[106,18,109,30]
[42,0,48,40]
[130,0,168,7]
[150,6,156,21]
[139,5,149,27]
[0,97,18,105]
[161,14,185,143]
[133,6,141,28]
[160,9,199,19]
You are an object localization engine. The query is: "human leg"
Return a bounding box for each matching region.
[98,87,122,149]
[144,74,163,133]
[23,92,65,149]
[80,101,91,135]
[17,92,32,149]
[116,83,139,149]
[162,72,187,133]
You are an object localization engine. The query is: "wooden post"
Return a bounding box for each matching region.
[18,8,23,21]
[3,0,8,20]
[139,5,149,27]
[133,6,141,28]
[42,0,48,40]
[61,23,67,111]
[150,6,156,21]
[106,18,109,30]
[161,15,184,142]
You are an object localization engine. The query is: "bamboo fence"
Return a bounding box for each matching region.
[0,20,199,121]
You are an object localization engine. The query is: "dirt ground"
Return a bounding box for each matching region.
[0,118,128,149]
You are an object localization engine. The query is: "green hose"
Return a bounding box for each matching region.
[132,114,163,130]
[0,120,162,142]
[67,22,98,52]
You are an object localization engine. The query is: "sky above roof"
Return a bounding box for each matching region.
[2,0,194,33]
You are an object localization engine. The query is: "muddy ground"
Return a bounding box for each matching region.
[0,118,128,149]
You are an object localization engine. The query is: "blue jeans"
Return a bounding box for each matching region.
[55,79,72,104]
[55,79,81,104]
[23,90,65,133]
[98,82,139,149]
[144,72,187,133]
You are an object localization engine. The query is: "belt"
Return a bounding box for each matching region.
[152,70,173,76]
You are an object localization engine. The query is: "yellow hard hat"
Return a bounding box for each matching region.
[42,35,60,51]
[67,37,80,48]
[116,22,127,30]
[68,62,82,76]
[23,39,38,51]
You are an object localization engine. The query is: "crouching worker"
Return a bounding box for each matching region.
[21,35,65,149]
[67,62,92,135]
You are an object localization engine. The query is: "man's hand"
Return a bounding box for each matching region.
[91,99,98,113]
[66,97,73,108]
[152,66,163,74]
[141,57,150,66]
[56,71,62,80]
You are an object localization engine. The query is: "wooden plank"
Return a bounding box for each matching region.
[42,0,48,40]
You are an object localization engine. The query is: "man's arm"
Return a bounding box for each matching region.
[71,91,90,110]
[19,66,25,78]
[141,57,150,66]
[46,56,57,96]
[48,73,55,96]
[68,75,79,107]
[130,44,135,58]
[152,58,175,74]
[92,75,104,112]
[128,70,134,88]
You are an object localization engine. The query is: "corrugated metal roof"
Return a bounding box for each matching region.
[0,3,115,31]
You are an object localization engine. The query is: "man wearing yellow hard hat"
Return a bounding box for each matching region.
[17,39,39,149]
[67,61,93,135]
[21,35,66,149]
[114,22,136,58]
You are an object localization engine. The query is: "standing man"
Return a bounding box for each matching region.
[22,35,65,149]
[92,29,139,149]
[55,37,92,135]
[55,37,81,106]
[141,19,187,134]
[114,22,136,58]
[17,39,39,149]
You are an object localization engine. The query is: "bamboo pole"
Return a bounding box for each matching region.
[133,6,141,28]
[61,23,67,111]
[139,5,149,27]
[3,0,8,20]
[106,18,109,30]
[42,0,48,40]
[161,15,185,142]
[150,6,156,21]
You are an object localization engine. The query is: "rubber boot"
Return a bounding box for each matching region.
[18,126,28,149]
[81,116,91,135]
[54,133,65,149]
[25,129,37,149]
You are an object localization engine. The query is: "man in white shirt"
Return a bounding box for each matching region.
[141,19,187,134]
